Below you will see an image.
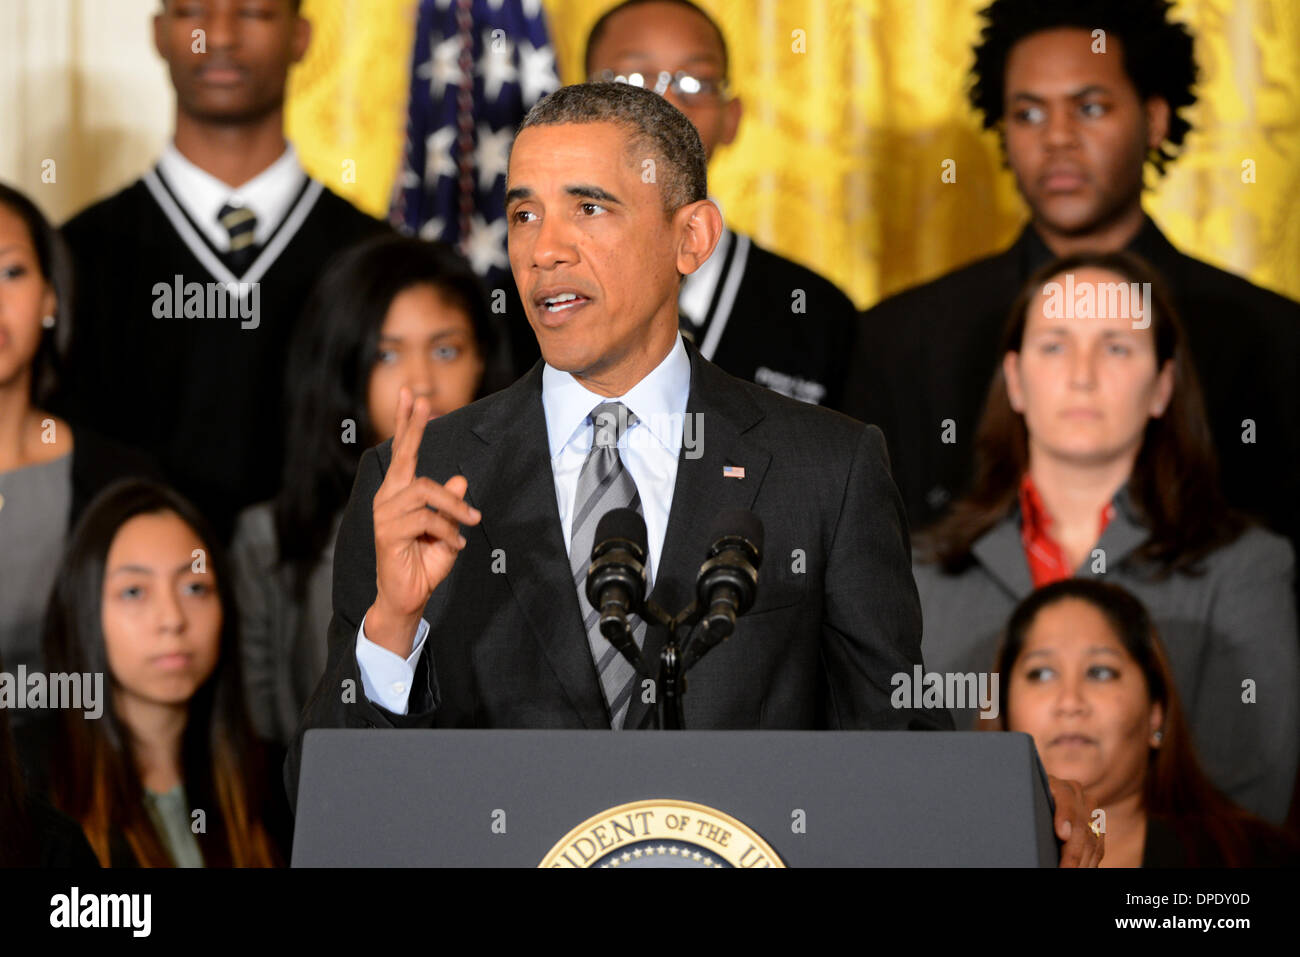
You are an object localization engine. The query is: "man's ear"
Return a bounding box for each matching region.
[1003,351,1026,412]
[674,199,723,277]
[1144,96,1170,152]
[291,13,312,63]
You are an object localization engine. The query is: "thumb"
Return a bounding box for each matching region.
[445,474,469,498]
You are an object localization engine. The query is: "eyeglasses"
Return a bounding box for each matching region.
[590,69,731,103]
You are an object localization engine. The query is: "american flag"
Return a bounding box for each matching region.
[723,465,746,479]
[390,0,559,284]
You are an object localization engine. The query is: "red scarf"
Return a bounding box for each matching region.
[1018,474,1115,587]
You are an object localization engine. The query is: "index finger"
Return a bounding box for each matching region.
[385,387,431,490]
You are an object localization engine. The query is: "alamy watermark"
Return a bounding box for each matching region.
[592,406,705,460]
[0,666,103,719]
[50,887,150,937]
[152,274,260,329]
[891,665,999,719]
[1042,273,1151,329]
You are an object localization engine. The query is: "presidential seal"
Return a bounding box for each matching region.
[539,799,785,868]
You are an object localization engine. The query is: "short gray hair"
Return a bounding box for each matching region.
[515,82,708,216]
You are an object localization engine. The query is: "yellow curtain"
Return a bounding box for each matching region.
[284,0,421,221]
[286,0,1300,308]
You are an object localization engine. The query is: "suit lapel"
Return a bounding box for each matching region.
[971,513,1034,600]
[625,344,771,730]
[458,363,609,728]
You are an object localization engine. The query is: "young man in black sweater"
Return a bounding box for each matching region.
[55,0,387,540]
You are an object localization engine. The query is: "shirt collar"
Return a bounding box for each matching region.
[157,141,306,240]
[1018,472,1120,543]
[542,332,692,459]
[1017,472,1052,541]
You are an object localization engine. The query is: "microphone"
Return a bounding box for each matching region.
[584,508,649,669]
[684,510,763,671]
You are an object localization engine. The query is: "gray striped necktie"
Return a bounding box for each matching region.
[218,202,258,272]
[569,401,646,729]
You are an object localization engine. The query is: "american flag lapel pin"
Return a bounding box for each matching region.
[722,465,745,479]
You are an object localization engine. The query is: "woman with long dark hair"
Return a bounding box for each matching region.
[40,479,284,866]
[992,579,1298,867]
[0,183,157,702]
[913,250,1298,824]
[230,234,503,745]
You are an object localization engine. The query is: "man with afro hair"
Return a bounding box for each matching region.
[843,0,1300,558]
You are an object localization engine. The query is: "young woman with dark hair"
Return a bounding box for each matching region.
[992,579,1299,867]
[38,479,285,867]
[230,234,503,745]
[912,250,1299,825]
[0,182,158,703]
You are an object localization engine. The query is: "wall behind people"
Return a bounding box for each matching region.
[0,0,173,224]
[2,0,1297,306]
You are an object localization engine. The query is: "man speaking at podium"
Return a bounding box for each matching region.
[287,82,1100,865]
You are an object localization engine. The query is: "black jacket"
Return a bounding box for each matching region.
[286,340,952,803]
[843,216,1300,545]
[54,174,388,541]
[695,236,858,411]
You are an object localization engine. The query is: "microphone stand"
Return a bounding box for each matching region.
[609,575,754,730]
[636,599,708,731]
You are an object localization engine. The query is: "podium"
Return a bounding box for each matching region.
[291,730,1058,867]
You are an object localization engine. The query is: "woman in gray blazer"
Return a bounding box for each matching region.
[912,250,1299,825]
[231,235,501,746]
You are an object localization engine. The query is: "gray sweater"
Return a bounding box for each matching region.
[230,503,340,746]
[913,488,1299,825]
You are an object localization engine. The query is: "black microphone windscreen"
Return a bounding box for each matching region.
[593,507,648,554]
[708,509,764,558]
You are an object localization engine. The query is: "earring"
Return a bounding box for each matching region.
[41,314,56,329]
[1152,730,1164,745]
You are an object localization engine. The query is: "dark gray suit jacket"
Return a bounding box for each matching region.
[914,488,1299,825]
[285,341,953,802]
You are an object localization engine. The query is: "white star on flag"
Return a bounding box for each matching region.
[462,214,509,273]
[415,34,465,100]
[478,29,518,101]
[424,126,458,182]
[518,39,559,106]
[475,125,513,190]
[418,217,447,241]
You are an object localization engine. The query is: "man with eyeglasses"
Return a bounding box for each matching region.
[584,0,858,411]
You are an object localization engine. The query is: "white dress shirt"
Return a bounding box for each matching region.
[355,333,693,714]
[156,141,307,251]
